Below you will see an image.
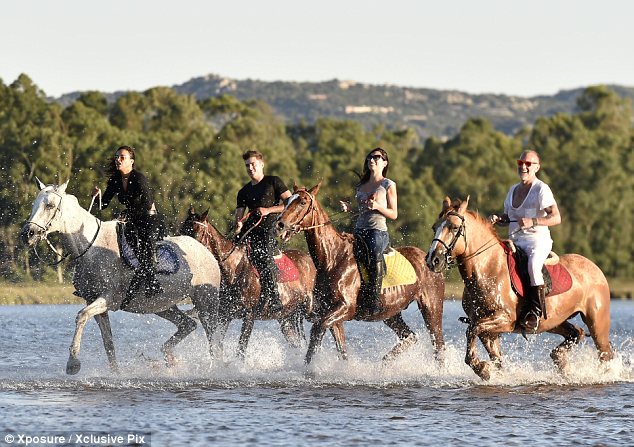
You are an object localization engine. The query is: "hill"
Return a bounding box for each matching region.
[56,74,634,139]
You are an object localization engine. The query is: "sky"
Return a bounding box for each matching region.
[1,0,633,98]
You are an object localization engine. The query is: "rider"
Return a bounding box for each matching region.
[489,149,561,331]
[341,147,398,317]
[235,150,291,314]
[93,145,164,307]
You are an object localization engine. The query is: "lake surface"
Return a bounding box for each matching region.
[1,300,633,446]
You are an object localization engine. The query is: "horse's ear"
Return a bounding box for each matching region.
[35,177,45,191]
[188,205,196,215]
[458,195,470,213]
[308,182,322,196]
[58,179,69,194]
[201,209,209,220]
[441,196,451,212]
[293,181,299,192]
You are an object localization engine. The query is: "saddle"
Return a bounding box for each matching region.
[353,235,417,289]
[116,222,180,275]
[502,240,572,299]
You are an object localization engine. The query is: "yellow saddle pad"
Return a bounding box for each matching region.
[382,249,417,288]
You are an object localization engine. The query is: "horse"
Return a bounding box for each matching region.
[180,207,317,358]
[20,179,222,375]
[275,183,445,365]
[425,196,614,380]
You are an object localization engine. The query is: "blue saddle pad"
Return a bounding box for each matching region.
[117,223,179,274]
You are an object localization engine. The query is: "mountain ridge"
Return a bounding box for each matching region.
[56,74,634,139]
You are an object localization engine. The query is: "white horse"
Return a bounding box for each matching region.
[20,179,222,375]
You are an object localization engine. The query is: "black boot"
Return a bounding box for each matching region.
[121,269,145,310]
[361,261,384,317]
[522,285,543,331]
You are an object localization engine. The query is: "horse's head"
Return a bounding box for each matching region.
[275,182,321,242]
[180,206,209,240]
[20,178,70,246]
[426,195,470,272]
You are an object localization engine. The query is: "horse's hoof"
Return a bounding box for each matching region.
[66,357,81,375]
[473,361,491,381]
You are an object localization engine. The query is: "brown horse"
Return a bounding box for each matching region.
[275,183,445,365]
[425,196,614,380]
[180,207,317,358]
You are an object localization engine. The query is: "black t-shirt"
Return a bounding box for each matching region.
[102,170,155,220]
[236,175,288,232]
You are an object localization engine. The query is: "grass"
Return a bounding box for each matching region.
[0,278,631,305]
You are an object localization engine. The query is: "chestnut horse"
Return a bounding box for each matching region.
[180,207,317,358]
[275,183,445,365]
[425,196,614,380]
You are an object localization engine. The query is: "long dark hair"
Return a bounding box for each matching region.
[355,147,389,186]
[107,145,136,176]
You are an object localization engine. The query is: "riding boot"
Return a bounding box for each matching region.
[144,265,163,298]
[121,269,145,310]
[362,261,384,317]
[258,277,283,315]
[522,285,543,331]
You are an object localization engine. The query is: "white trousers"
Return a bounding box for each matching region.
[512,237,553,286]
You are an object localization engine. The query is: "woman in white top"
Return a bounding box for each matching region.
[489,150,561,331]
[342,148,398,316]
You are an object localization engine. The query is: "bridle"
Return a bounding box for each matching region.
[278,190,333,239]
[26,189,101,266]
[431,210,513,268]
[430,211,467,268]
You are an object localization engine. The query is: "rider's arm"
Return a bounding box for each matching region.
[234,207,246,233]
[257,189,292,216]
[534,204,561,227]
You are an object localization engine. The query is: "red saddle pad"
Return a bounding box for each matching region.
[249,253,300,283]
[502,242,573,298]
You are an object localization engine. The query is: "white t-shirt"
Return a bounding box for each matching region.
[504,178,556,243]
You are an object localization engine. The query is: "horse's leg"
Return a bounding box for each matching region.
[306,303,352,365]
[305,322,328,365]
[191,284,223,362]
[94,312,118,373]
[279,312,304,349]
[548,321,585,370]
[580,303,615,363]
[416,298,445,357]
[329,322,347,360]
[382,313,418,362]
[465,313,510,380]
[478,334,502,369]
[154,306,198,367]
[237,313,255,359]
[67,297,108,375]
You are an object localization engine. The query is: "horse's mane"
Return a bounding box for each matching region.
[465,209,502,242]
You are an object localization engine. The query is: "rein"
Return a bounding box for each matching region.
[280,190,356,237]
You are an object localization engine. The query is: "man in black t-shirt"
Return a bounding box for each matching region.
[235,150,291,314]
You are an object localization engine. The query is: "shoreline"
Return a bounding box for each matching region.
[0,280,632,305]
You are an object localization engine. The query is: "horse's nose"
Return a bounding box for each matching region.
[426,251,442,273]
[275,220,286,234]
[20,224,40,246]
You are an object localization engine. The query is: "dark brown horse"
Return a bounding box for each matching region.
[425,196,614,380]
[275,183,445,365]
[180,207,317,358]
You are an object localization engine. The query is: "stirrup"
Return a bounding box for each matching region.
[522,310,540,331]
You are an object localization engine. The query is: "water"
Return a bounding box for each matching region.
[1,300,633,446]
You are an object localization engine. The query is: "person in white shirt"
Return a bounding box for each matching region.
[489,150,561,331]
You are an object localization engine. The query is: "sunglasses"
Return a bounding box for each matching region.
[517,160,538,168]
[367,154,385,162]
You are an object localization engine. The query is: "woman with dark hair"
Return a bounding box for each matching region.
[93,146,163,307]
[341,147,398,316]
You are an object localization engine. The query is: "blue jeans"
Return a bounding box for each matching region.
[355,228,389,264]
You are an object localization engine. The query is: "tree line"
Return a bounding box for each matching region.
[1,74,632,282]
